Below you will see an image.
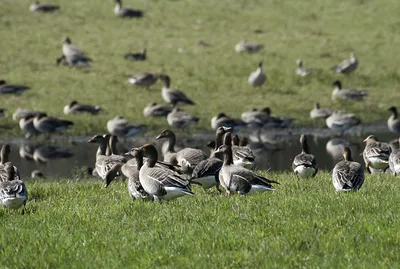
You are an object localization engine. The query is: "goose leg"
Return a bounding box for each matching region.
[365,162,371,174]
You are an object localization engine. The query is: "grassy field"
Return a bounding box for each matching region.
[1,0,400,138]
[0,172,399,268]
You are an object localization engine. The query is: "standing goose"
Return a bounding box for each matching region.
[0,163,28,213]
[61,37,92,66]
[310,103,332,119]
[30,1,60,12]
[296,59,312,77]
[215,144,278,197]
[0,145,21,182]
[248,62,266,87]
[230,134,255,169]
[331,80,368,101]
[235,40,264,53]
[362,135,390,173]
[143,102,172,117]
[326,110,361,134]
[292,134,318,178]
[138,144,194,201]
[387,106,400,134]
[389,138,400,176]
[332,53,358,74]
[63,100,101,115]
[33,113,73,135]
[159,74,195,106]
[19,114,41,138]
[124,48,146,61]
[56,54,91,67]
[211,113,246,131]
[128,72,159,88]
[0,80,30,95]
[167,107,199,128]
[332,147,364,191]
[114,0,143,18]
[106,116,145,138]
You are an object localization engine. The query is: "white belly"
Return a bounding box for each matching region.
[233,159,254,169]
[2,196,26,209]
[161,187,192,201]
[368,157,389,170]
[294,166,316,178]
[192,175,217,189]
[247,184,273,194]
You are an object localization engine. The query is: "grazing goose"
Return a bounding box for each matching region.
[362,135,390,173]
[310,103,332,119]
[331,80,367,101]
[167,107,199,128]
[215,144,278,196]
[0,80,30,95]
[106,116,145,138]
[228,133,255,169]
[235,40,264,53]
[63,100,101,115]
[114,0,143,18]
[296,59,312,77]
[332,53,358,74]
[143,102,172,117]
[326,110,361,134]
[211,113,246,131]
[30,1,60,12]
[389,138,400,176]
[56,54,91,67]
[138,144,194,201]
[292,134,318,178]
[0,163,28,213]
[0,145,21,182]
[33,145,73,163]
[128,72,159,88]
[248,62,266,87]
[387,106,400,134]
[33,113,73,135]
[124,48,146,61]
[19,114,41,138]
[159,74,195,106]
[332,147,364,192]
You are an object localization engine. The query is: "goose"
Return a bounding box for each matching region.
[0,80,30,95]
[156,129,207,174]
[332,53,358,74]
[159,74,195,106]
[137,144,194,201]
[114,0,143,18]
[387,106,400,134]
[30,1,60,12]
[214,144,278,197]
[33,113,73,135]
[248,62,266,87]
[33,145,73,163]
[124,48,146,61]
[389,138,400,176]
[310,103,332,119]
[0,144,21,182]
[62,37,89,58]
[241,108,270,127]
[326,111,361,134]
[292,134,318,178]
[362,135,390,173]
[63,100,101,115]
[167,107,199,128]
[143,102,172,117]
[332,147,364,191]
[211,113,246,131]
[128,72,159,88]
[262,107,294,128]
[19,114,41,138]
[228,133,255,169]
[296,59,312,77]
[331,80,367,101]
[56,54,91,67]
[0,163,28,213]
[106,116,145,138]
[235,40,264,53]
[13,108,44,121]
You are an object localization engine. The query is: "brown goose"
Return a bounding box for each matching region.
[332,147,364,191]
[33,113,73,135]
[0,163,28,212]
[0,144,21,182]
[143,102,172,117]
[230,134,255,169]
[211,113,246,131]
[310,103,332,119]
[292,134,318,178]
[167,107,199,128]
[159,74,195,106]
[362,135,390,173]
[106,116,145,138]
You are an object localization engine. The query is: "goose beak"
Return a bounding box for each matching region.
[155,134,163,140]
[222,126,232,132]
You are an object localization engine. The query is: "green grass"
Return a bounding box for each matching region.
[1,0,400,137]
[1,172,399,268]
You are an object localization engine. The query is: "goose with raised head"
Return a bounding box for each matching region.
[137,144,194,201]
[114,0,143,18]
[362,135,390,173]
[13,108,44,121]
[211,113,246,131]
[128,72,159,88]
[326,110,361,134]
[63,100,101,115]
[167,107,199,128]
[19,114,41,138]
[0,80,30,95]
[292,134,318,178]
[387,106,400,134]
[0,163,28,213]
[332,147,364,191]
[296,59,312,77]
[33,113,73,135]
[30,1,60,12]
[227,133,255,169]
[159,74,195,106]
[331,80,367,101]
[143,102,172,117]
[106,116,145,138]
[248,62,266,87]
[62,37,89,59]
[61,37,91,66]
[332,53,358,74]
[389,138,400,176]
[0,145,21,182]
[125,48,146,61]
[310,103,332,119]
[235,40,264,53]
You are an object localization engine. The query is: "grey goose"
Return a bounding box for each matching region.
[389,138,400,176]
[0,80,30,95]
[235,40,264,53]
[114,0,143,18]
[63,100,101,115]
[19,114,41,138]
[331,80,367,101]
[128,72,159,88]
[60,37,92,66]
[332,53,358,74]
[159,74,195,106]
[387,107,400,134]
[30,1,60,12]
[292,134,318,178]
[362,135,390,173]
[230,134,255,169]
[0,162,28,213]
[33,113,73,135]
[124,48,146,61]
[248,62,266,87]
[296,59,312,77]
[332,147,364,192]
[211,113,246,131]
[310,103,332,119]
[325,110,361,134]
[106,116,145,138]
[0,144,21,182]
[143,102,172,117]
[167,107,199,128]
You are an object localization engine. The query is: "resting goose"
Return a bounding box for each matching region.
[63,100,101,115]
[230,134,255,169]
[331,80,367,101]
[0,163,28,213]
[125,48,146,61]
[138,144,194,201]
[248,62,266,87]
[292,134,318,178]
[0,80,30,95]
[143,102,172,117]
[310,103,332,119]
[262,107,294,128]
[167,107,199,128]
[13,108,44,121]
[332,147,364,191]
[106,116,145,138]
[362,135,390,173]
[19,114,41,138]
[235,40,264,53]
[159,74,195,106]
[387,106,400,134]
[0,145,21,182]
[326,110,361,134]
[332,53,358,74]
[211,113,246,131]
[33,113,73,135]
[114,0,143,18]
[30,1,60,12]
[389,138,400,176]
[128,72,159,88]
[296,59,312,77]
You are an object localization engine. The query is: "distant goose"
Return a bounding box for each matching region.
[387,106,400,134]
[296,59,312,77]
[332,53,358,74]
[332,147,364,192]
[128,72,159,88]
[0,163,28,213]
[292,134,318,178]
[389,138,400,176]
[33,113,73,135]
[326,110,361,134]
[331,80,367,101]
[62,37,88,58]
[167,107,199,128]
[124,48,146,61]
[159,74,195,106]
[13,108,44,121]
[19,114,41,138]
[211,113,246,131]
[362,135,390,173]
[56,54,91,67]
[310,103,332,119]
[63,100,101,115]
[30,1,60,12]
[106,116,145,138]
[262,107,294,128]
[143,102,172,117]
[235,40,264,53]
[33,145,73,163]
[248,62,266,87]
[114,0,143,18]
[0,80,30,95]
[241,108,270,127]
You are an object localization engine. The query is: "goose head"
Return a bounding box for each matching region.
[296,59,303,67]
[156,129,175,140]
[232,134,240,146]
[342,147,353,161]
[138,144,158,160]
[214,145,231,154]
[363,135,378,144]
[332,80,342,89]
[239,136,248,147]
[124,147,142,158]
[314,103,320,109]
[87,134,108,144]
[1,144,11,161]
[63,37,71,44]
[388,106,398,116]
